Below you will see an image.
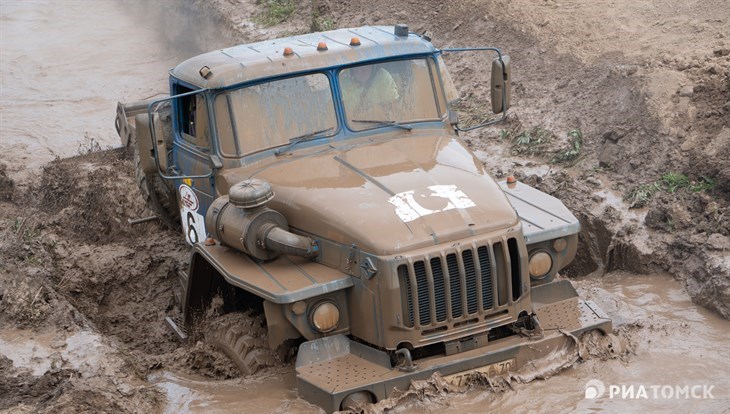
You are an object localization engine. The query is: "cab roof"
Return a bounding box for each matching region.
[170,26,438,89]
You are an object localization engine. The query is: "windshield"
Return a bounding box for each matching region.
[339,58,443,131]
[214,73,336,157]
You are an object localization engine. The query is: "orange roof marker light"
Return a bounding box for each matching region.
[317,42,328,51]
[350,37,361,46]
[283,47,294,56]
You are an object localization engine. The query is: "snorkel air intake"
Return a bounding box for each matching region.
[206,179,319,260]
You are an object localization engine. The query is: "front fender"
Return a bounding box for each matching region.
[187,243,353,305]
[498,179,580,244]
[182,244,354,345]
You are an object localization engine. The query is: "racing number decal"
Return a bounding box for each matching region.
[179,184,206,246]
[186,211,199,244]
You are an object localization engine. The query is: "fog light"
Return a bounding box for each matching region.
[529,251,552,279]
[311,301,340,333]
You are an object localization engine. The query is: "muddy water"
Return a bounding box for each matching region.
[0,330,115,377]
[1,2,728,413]
[150,273,730,413]
[0,0,183,178]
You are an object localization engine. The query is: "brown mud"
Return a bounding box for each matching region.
[1,0,729,413]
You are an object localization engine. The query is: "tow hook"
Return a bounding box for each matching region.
[396,348,416,372]
[511,312,544,339]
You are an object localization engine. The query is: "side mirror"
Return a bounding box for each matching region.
[442,47,511,131]
[491,55,511,113]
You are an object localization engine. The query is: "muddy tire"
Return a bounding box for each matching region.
[208,312,277,376]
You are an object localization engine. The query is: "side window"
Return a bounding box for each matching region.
[179,89,210,151]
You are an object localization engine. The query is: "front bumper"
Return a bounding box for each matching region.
[295,280,611,412]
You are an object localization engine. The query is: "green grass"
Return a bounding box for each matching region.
[624,172,717,209]
[24,254,44,266]
[660,172,716,193]
[12,217,23,233]
[623,182,661,209]
[551,129,583,164]
[448,100,496,129]
[660,172,689,193]
[255,0,295,27]
[511,127,554,156]
[690,176,716,192]
[310,15,335,32]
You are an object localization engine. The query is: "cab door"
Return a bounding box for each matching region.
[172,87,215,245]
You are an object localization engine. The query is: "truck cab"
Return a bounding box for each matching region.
[117,25,611,412]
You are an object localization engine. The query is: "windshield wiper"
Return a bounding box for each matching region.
[352,119,413,131]
[275,127,334,156]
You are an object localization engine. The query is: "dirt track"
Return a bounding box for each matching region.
[1,0,728,412]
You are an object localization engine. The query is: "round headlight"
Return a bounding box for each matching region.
[529,251,553,279]
[311,301,340,333]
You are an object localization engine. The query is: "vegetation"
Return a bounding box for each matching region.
[449,99,498,129]
[551,129,583,164]
[310,14,335,32]
[690,176,717,192]
[661,172,690,193]
[255,0,295,27]
[624,182,661,209]
[511,126,554,156]
[623,172,717,209]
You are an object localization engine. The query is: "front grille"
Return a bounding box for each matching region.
[399,240,520,329]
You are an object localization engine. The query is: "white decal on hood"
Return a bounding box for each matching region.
[388,185,475,223]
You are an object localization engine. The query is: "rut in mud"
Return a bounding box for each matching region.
[1,0,729,413]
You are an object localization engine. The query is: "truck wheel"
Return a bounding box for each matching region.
[208,312,277,376]
[133,140,180,229]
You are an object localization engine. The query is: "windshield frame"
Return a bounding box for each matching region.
[206,53,449,162]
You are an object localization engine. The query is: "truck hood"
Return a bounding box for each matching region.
[221,135,518,255]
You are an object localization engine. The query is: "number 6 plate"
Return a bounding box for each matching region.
[181,205,206,246]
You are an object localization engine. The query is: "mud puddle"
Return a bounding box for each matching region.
[150,368,320,414]
[0,330,104,376]
[149,272,729,413]
[466,272,730,413]
[0,0,183,179]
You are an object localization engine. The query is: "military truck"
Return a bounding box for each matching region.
[115,25,611,412]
